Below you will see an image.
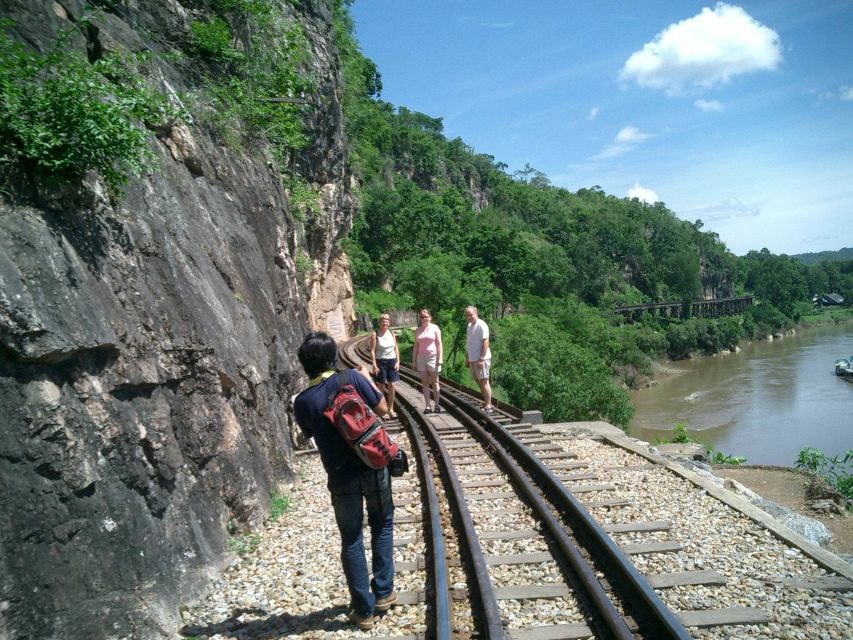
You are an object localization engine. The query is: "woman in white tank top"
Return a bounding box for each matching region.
[370,313,400,418]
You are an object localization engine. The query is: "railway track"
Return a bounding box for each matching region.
[337,332,853,639]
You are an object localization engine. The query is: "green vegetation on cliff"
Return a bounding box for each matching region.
[0,19,180,191]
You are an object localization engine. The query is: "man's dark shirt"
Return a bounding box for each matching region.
[293,369,382,488]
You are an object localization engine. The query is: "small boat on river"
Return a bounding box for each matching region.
[835,357,853,377]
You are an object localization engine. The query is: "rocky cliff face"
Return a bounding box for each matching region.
[0,1,354,638]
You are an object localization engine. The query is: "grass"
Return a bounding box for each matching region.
[799,307,853,326]
[268,492,291,521]
[227,532,261,555]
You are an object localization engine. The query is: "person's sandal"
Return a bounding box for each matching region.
[423,407,433,414]
[389,411,398,419]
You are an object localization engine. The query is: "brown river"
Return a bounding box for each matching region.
[629,320,853,466]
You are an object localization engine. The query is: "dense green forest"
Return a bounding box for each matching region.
[792,247,853,266]
[332,3,853,429]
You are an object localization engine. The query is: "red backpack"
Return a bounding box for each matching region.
[323,371,398,469]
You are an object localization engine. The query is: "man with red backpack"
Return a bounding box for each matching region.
[293,331,398,630]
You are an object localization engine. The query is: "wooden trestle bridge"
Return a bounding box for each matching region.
[614,295,753,322]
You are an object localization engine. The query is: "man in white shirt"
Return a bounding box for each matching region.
[464,305,493,413]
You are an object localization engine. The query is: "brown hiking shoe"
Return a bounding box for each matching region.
[374,590,399,612]
[348,609,375,630]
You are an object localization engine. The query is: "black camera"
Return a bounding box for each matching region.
[390,449,409,477]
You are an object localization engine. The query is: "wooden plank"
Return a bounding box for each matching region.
[510,429,541,437]
[603,463,660,471]
[449,449,486,458]
[485,552,553,566]
[461,479,507,488]
[479,529,539,541]
[458,467,501,476]
[394,513,423,524]
[620,541,683,555]
[537,452,577,460]
[646,570,726,589]
[394,497,419,507]
[584,498,632,508]
[467,491,516,501]
[677,607,770,627]
[394,591,422,606]
[452,456,492,465]
[366,536,417,549]
[527,444,565,452]
[780,576,853,591]
[546,462,589,471]
[565,483,615,493]
[444,440,479,449]
[471,506,526,516]
[515,436,555,445]
[556,473,599,482]
[507,623,593,640]
[493,584,569,600]
[603,521,671,534]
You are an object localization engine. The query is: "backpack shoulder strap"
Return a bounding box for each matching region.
[325,371,348,406]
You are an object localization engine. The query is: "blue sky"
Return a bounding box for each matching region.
[350,1,853,256]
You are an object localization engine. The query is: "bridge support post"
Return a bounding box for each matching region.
[522,410,543,425]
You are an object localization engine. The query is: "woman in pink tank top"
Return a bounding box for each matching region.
[411,308,443,413]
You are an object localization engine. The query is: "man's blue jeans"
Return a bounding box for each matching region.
[330,466,395,618]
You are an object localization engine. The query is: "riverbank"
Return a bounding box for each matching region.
[639,309,853,390]
[629,317,853,466]
[714,466,852,559]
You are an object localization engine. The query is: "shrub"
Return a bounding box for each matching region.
[492,315,633,429]
[795,447,852,503]
[0,23,179,191]
[188,9,312,164]
[665,322,698,359]
[268,493,290,521]
[353,289,414,320]
[745,303,789,337]
[189,17,244,62]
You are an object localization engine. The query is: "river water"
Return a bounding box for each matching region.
[629,321,853,466]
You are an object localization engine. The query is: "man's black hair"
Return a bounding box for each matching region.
[297,331,338,378]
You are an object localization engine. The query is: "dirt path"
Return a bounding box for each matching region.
[714,466,852,557]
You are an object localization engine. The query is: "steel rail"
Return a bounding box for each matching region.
[350,333,688,638]
[348,337,506,637]
[459,404,693,640]
[396,402,453,640]
[399,389,505,638]
[402,362,522,419]
[390,361,634,638]
[440,394,636,640]
[338,341,453,639]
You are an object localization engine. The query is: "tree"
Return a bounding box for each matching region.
[492,316,633,428]
[466,225,536,313]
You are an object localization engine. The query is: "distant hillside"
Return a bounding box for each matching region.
[791,247,853,265]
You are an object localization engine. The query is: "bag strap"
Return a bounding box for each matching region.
[326,370,348,408]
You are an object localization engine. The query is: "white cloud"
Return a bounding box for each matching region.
[615,126,652,144]
[679,196,761,222]
[588,107,600,120]
[593,126,654,160]
[627,182,659,204]
[694,98,723,112]
[840,86,853,101]
[619,3,782,95]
